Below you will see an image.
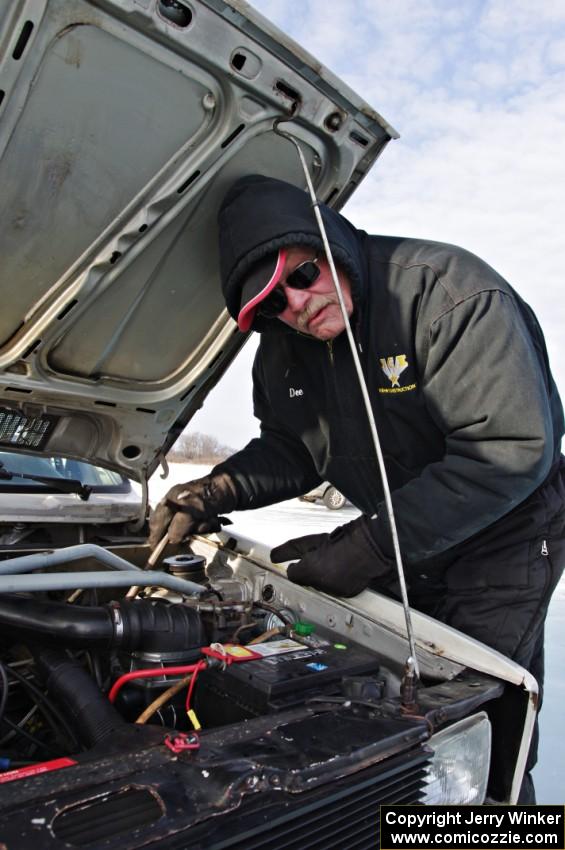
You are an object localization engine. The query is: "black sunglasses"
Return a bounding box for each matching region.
[257,256,320,319]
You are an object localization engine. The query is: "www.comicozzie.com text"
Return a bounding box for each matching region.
[383,808,563,848]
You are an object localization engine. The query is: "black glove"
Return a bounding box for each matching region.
[148,470,238,546]
[270,515,394,597]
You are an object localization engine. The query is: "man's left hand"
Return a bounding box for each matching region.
[270,516,393,597]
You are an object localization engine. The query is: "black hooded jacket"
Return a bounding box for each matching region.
[216,175,564,566]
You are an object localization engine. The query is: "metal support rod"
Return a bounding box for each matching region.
[0,570,206,597]
[0,544,143,576]
[273,118,420,679]
[130,474,149,533]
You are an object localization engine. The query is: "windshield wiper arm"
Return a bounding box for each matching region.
[0,465,92,501]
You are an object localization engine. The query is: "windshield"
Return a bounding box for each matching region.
[0,451,129,491]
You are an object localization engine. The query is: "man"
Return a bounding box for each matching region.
[149,174,565,800]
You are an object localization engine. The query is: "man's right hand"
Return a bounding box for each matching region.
[148,470,238,547]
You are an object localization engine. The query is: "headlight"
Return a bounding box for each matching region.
[422,712,491,804]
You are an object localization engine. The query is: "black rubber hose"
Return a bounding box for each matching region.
[0,660,8,724]
[0,596,204,652]
[34,649,125,748]
[0,595,114,648]
[6,663,81,751]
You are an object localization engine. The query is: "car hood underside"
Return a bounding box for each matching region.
[0,0,396,482]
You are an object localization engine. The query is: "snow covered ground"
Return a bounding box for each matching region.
[149,463,564,803]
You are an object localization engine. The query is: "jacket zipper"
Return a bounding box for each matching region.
[327,339,334,365]
[541,540,548,556]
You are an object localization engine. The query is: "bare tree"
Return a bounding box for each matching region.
[167,431,235,464]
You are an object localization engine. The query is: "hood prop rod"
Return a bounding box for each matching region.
[273,118,420,684]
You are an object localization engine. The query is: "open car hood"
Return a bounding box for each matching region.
[0,0,396,481]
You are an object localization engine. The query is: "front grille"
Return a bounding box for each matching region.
[51,787,164,845]
[0,407,55,449]
[206,747,431,850]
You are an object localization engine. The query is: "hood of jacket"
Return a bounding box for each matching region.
[218,175,368,330]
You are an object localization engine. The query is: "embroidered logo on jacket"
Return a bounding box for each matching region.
[379,355,416,394]
[289,387,304,398]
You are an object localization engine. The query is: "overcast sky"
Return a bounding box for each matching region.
[191,0,565,450]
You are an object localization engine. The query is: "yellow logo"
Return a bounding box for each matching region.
[380,354,408,387]
[379,354,416,394]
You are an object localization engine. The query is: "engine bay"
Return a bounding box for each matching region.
[0,536,506,768]
[0,545,404,772]
[0,532,524,844]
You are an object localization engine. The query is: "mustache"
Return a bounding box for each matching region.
[296,295,336,331]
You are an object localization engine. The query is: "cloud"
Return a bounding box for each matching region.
[198,0,565,443]
[479,0,565,31]
[190,337,259,448]
[547,37,565,66]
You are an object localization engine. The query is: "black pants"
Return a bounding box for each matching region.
[406,459,565,802]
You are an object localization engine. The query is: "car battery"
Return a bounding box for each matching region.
[195,634,381,726]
